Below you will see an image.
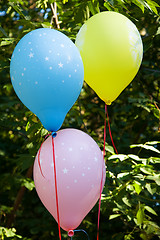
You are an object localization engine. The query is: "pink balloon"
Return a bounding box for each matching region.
[33,128,106,231]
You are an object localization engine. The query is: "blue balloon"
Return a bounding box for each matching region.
[10,28,84,132]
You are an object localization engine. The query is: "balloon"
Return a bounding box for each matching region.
[75,11,143,104]
[10,28,84,131]
[33,128,106,231]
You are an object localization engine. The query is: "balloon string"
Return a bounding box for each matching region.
[51,136,61,240]
[106,105,118,154]
[38,133,52,178]
[70,229,90,239]
[97,104,107,240]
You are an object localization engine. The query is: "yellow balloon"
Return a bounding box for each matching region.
[75,11,143,104]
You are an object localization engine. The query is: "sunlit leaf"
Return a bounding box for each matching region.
[144,206,158,216]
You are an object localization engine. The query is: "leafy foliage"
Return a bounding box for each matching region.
[0,0,160,239]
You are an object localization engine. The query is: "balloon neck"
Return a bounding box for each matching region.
[38,109,65,132]
[51,132,57,138]
[105,100,112,105]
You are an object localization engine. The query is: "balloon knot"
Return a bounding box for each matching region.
[68,230,74,237]
[105,100,111,105]
[51,132,57,138]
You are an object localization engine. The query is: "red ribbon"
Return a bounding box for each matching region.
[97,104,107,240]
[106,105,118,155]
[51,136,62,240]
[37,133,61,240]
[97,104,118,240]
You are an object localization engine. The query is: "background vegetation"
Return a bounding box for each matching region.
[0,0,160,239]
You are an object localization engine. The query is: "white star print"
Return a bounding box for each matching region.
[29,52,34,58]
[75,69,77,72]
[58,62,63,68]
[12,76,14,81]
[28,42,31,44]
[49,66,52,70]
[24,68,26,71]
[63,168,68,174]
[22,73,24,76]
[88,167,91,170]
[51,162,54,167]
[82,173,85,177]
[61,44,64,47]
[45,57,49,61]
[74,179,77,183]
[94,157,98,162]
[69,147,72,151]
[35,81,38,84]
[19,82,21,86]
[68,56,71,60]
[69,74,71,78]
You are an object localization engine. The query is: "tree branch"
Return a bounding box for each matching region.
[50,2,61,29]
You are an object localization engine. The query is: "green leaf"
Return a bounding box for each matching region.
[144,206,158,216]
[0,38,14,46]
[133,181,142,194]
[0,227,22,238]
[21,178,35,191]
[136,207,144,225]
[104,1,114,11]
[131,0,145,12]
[122,197,132,207]
[128,154,141,161]
[105,145,115,154]
[130,143,160,154]
[41,128,49,137]
[108,154,128,161]
[9,2,29,20]
[145,183,157,195]
[41,22,53,28]
[140,167,153,175]
[109,214,121,220]
[88,1,100,15]
[146,174,160,186]
[117,172,130,179]
[156,27,160,35]
[146,0,159,15]
[145,141,160,145]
